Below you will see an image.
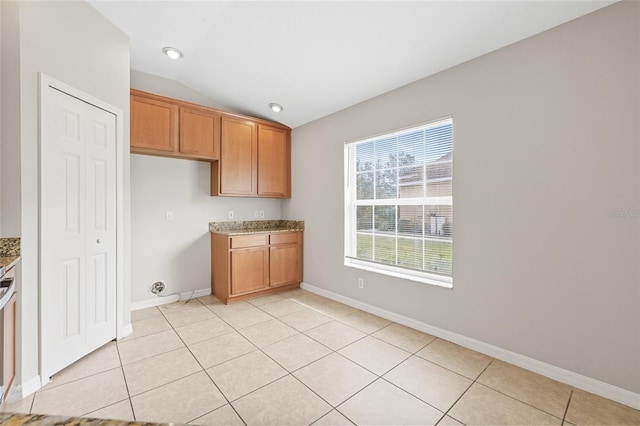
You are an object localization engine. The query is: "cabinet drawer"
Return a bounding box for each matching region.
[230,234,268,249]
[270,232,298,245]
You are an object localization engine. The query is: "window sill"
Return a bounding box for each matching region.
[344,258,453,289]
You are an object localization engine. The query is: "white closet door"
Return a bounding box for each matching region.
[41,86,117,379]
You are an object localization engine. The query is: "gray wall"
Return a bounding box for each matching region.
[284,1,640,393]
[130,71,282,304]
[1,0,130,388]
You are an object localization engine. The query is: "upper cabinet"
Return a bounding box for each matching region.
[130,89,220,161]
[131,89,291,198]
[258,125,290,197]
[130,93,178,154]
[214,116,258,196]
[210,118,291,198]
[179,106,220,160]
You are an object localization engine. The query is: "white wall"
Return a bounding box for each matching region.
[3,0,130,391]
[0,2,3,235]
[130,71,282,304]
[285,1,640,394]
[0,1,21,238]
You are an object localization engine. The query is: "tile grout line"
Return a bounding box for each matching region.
[449,359,568,424]
[34,365,123,395]
[561,390,573,425]
[437,357,496,424]
[114,342,136,421]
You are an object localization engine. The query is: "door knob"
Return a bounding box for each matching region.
[96,239,101,244]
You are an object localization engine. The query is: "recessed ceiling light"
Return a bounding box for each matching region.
[162,47,183,60]
[268,103,283,113]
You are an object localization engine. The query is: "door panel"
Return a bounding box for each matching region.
[220,116,257,195]
[64,154,81,232]
[85,106,117,352]
[269,245,299,287]
[180,107,220,159]
[42,86,117,379]
[257,126,288,196]
[61,258,82,340]
[130,95,177,152]
[230,248,268,295]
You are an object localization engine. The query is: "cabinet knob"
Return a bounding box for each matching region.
[96,239,102,244]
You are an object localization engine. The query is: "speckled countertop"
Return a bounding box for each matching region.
[0,413,172,425]
[0,237,20,273]
[209,220,304,235]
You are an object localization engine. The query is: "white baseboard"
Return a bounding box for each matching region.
[300,282,640,410]
[130,288,211,311]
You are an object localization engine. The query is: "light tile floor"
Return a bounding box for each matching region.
[2,289,640,425]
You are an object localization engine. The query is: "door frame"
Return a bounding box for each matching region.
[38,73,126,385]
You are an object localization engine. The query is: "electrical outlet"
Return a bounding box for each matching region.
[358,278,364,289]
[254,210,259,218]
[228,210,234,219]
[259,211,265,218]
[165,211,174,221]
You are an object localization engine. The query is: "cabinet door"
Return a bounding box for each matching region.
[230,247,268,295]
[131,94,178,153]
[219,116,257,195]
[269,244,299,287]
[258,125,290,197]
[179,106,220,160]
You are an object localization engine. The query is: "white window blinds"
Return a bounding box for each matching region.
[344,118,453,287]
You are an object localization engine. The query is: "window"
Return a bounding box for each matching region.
[344,118,453,288]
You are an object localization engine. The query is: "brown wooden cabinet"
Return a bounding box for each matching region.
[211,231,303,304]
[130,90,220,161]
[211,119,291,198]
[130,93,178,154]
[179,106,220,160]
[269,232,302,287]
[258,125,291,197]
[131,89,291,198]
[212,116,258,196]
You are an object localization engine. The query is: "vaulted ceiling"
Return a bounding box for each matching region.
[88,1,613,128]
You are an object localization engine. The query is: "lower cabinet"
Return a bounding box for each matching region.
[211,231,303,304]
[230,247,268,296]
[269,233,301,287]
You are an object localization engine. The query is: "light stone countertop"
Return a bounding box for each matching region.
[0,237,20,276]
[209,220,304,235]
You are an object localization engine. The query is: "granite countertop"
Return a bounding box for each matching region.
[0,413,172,425]
[0,237,21,276]
[209,220,304,235]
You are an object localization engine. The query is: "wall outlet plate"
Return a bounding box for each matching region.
[228,210,234,219]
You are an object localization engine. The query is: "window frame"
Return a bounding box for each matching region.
[343,117,453,289]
